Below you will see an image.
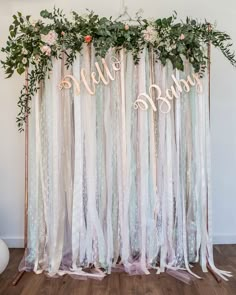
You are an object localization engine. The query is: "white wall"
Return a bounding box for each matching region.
[0,0,236,247]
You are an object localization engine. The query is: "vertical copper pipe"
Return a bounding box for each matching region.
[206,24,221,283]
[206,23,211,258]
[24,67,29,250]
[206,23,211,235]
[12,68,29,286]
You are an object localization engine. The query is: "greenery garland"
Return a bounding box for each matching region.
[1,8,236,131]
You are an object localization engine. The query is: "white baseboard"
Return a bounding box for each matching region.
[1,237,24,248]
[1,235,236,248]
[213,234,236,245]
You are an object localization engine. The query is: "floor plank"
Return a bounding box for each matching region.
[0,246,235,295]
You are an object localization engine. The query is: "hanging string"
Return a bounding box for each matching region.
[120,0,126,15]
[117,0,143,23]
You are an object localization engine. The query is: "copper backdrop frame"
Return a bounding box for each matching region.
[12,35,217,286]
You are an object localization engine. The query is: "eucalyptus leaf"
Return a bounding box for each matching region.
[17,66,25,75]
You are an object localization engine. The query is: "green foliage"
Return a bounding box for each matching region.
[1,8,236,131]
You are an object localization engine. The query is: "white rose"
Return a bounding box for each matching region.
[142,26,159,44]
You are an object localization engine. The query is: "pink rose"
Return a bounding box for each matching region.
[179,33,185,40]
[124,24,129,30]
[41,45,51,56]
[41,31,58,46]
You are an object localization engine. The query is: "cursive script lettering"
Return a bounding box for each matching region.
[59,56,121,95]
[134,73,203,113]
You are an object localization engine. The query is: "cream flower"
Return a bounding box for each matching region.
[22,57,27,64]
[30,18,38,27]
[166,43,176,52]
[142,26,158,44]
[41,31,58,46]
[21,48,28,55]
[40,45,51,56]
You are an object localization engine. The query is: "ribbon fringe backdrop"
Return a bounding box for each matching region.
[18,45,232,282]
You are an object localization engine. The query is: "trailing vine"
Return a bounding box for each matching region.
[1,8,236,131]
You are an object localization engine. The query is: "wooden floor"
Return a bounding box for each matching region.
[0,245,236,295]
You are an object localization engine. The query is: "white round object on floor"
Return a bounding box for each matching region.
[0,239,9,274]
